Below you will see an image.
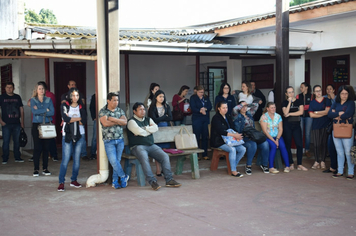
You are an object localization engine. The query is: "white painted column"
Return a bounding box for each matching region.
[226,59,242,90]
[289,55,305,90]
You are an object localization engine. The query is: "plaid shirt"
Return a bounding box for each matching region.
[98,105,126,141]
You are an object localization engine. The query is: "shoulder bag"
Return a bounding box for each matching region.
[38,113,57,139]
[172,101,184,121]
[333,119,352,139]
[243,126,267,144]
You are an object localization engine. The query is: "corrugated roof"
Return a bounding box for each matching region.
[184,0,355,33]
[27,24,219,43]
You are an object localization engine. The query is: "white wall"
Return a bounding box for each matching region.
[229,13,356,52]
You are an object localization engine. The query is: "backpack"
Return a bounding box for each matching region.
[19,128,28,147]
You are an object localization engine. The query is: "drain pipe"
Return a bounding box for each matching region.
[86,0,109,187]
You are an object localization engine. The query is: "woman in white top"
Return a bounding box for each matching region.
[238,81,254,104]
[58,88,87,192]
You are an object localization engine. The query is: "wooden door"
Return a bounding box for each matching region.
[322,55,350,93]
[54,62,87,145]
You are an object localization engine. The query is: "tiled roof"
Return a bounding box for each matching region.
[184,0,355,33]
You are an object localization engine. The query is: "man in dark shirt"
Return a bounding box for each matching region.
[0,82,24,164]
[250,81,266,127]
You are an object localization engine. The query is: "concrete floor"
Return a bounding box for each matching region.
[0,151,355,236]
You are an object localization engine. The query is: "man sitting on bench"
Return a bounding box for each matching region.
[127,102,181,191]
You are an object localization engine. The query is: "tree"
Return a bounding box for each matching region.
[39,9,58,24]
[25,9,42,23]
[24,8,58,24]
[290,0,318,6]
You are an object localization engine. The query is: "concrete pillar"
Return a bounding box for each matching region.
[289,55,305,91]
[108,0,120,93]
[226,59,242,90]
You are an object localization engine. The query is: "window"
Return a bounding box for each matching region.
[243,64,273,89]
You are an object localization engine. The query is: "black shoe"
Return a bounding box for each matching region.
[245,166,252,175]
[156,173,162,177]
[231,172,244,178]
[90,155,97,160]
[332,173,343,178]
[260,165,269,174]
[166,179,181,187]
[15,159,24,163]
[28,158,33,162]
[42,169,51,176]
[33,170,39,177]
[323,169,333,173]
[150,181,161,191]
[52,157,59,162]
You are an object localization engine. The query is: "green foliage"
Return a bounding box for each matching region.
[24,8,58,24]
[39,9,58,24]
[290,0,318,6]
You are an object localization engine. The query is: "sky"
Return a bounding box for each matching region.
[24,0,278,28]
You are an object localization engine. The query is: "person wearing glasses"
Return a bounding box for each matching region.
[308,85,331,170]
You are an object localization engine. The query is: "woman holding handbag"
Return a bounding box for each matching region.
[232,101,269,175]
[58,88,87,191]
[172,85,190,126]
[214,82,236,115]
[282,86,307,171]
[309,85,331,170]
[328,85,355,180]
[211,101,246,177]
[30,82,55,177]
[260,102,290,174]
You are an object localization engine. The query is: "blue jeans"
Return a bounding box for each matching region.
[219,144,246,172]
[266,136,290,168]
[300,117,312,151]
[131,144,173,185]
[333,130,355,176]
[81,138,88,157]
[2,124,21,161]
[104,139,125,182]
[192,119,209,156]
[243,138,269,167]
[59,136,84,183]
[90,120,97,156]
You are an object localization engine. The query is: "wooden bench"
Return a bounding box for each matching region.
[122,125,204,186]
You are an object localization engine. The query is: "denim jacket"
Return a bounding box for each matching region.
[234,112,255,134]
[30,96,54,123]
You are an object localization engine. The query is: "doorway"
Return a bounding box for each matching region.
[322,55,350,93]
[54,62,87,145]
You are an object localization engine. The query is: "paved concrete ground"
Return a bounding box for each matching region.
[0,150,355,236]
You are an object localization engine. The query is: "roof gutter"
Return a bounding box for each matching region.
[24,51,97,60]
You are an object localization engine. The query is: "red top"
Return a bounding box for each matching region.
[172,94,184,112]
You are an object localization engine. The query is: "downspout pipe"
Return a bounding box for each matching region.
[86,0,109,187]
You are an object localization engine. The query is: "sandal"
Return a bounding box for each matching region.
[289,164,294,170]
[320,161,326,169]
[311,162,320,169]
[297,165,308,171]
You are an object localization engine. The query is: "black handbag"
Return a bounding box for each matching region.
[19,128,27,147]
[172,102,184,121]
[243,126,267,144]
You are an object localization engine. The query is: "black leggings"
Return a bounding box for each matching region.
[32,123,50,171]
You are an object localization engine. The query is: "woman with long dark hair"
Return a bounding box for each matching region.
[309,85,331,170]
[282,86,307,171]
[328,85,355,180]
[30,82,55,177]
[211,102,246,177]
[148,90,172,176]
[58,88,87,191]
[214,82,236,115]
[172,85,190,126]
[296,82,313,158]
[144,83,160,109]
